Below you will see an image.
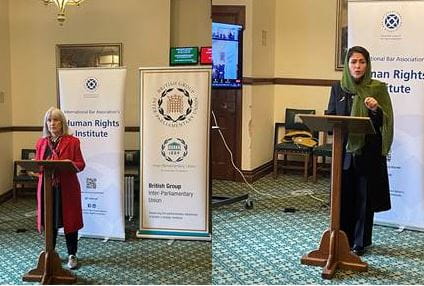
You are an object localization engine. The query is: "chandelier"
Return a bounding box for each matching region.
[42,0,86,25]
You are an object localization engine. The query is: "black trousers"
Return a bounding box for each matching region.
[340,166,374,249]
[53,229,78,256]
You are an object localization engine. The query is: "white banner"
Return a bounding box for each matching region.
[58,68,127,240]
[349,0,424,230]
[138,67,211,240]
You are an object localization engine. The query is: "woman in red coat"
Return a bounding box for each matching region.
[35,107,85,269]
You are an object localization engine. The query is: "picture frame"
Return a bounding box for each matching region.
[335,0,348,70]
[56,43,123,68]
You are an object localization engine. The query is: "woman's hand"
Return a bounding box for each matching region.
[364,97,378,111]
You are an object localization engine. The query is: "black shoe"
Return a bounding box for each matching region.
[352,246,365,256]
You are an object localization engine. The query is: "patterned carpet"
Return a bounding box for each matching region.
[0,195,211,285]
[2,173,424,285]
[212,173,424,285]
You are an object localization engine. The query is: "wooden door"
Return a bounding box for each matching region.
[211,6,245,180]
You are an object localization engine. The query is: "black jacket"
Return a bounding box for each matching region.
[327,82,391,212]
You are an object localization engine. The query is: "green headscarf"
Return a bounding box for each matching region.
[341,48,394,156]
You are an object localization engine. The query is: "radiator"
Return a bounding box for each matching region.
[124,176,135,220]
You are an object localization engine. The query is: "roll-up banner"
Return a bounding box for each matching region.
[138,67,211,240]
[349,0,424,231]
[58,67,127,240]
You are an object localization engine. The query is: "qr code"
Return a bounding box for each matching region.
[86,178,97,189]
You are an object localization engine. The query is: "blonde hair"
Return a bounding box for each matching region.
[42,107,70,137]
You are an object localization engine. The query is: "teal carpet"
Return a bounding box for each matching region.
[212,174,424,284]
[2,173,424,284]
[0,196,211,285]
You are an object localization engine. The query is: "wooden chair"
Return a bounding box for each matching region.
[312,131,332,183]
[13,149,38,201]
[273,108,316,181]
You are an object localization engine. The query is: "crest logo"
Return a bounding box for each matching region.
[85,77,99,92]
[158,88,193,122]
[153,82,198,127]
[161,138,188,162]
[383,12,401,31]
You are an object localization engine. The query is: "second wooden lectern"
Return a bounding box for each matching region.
[299,114,375,279]
[16,159,78,285]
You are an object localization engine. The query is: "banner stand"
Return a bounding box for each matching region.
[349,0,424,231]
[58,67,127,240]
[138,67,212,241]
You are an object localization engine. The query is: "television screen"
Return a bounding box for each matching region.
[170,47,199,65]
[200,47,212,65]
[212,22,243,88]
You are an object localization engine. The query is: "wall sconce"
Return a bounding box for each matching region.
[42,0,86,25]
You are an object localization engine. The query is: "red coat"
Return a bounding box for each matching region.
[35,135,86,234]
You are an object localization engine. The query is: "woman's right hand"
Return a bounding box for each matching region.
[364,97,378,111]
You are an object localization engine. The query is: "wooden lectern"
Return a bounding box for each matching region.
[16,159,78,284]
[298,115,375,279]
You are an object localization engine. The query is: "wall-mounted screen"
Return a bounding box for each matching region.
[170,47,199,65]
[212,22,243,88]
[200,47,212,65]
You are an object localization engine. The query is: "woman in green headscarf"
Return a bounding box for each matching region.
[327,46,394,256]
